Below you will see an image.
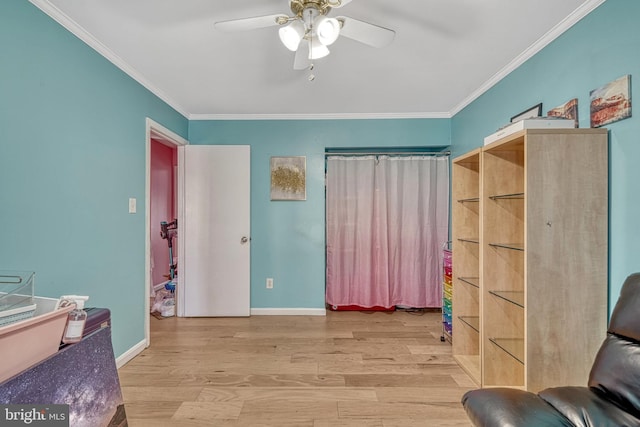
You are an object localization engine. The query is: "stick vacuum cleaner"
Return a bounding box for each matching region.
[160,219,178,292]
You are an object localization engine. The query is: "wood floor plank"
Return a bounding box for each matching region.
[234,331,354,339]
[338,401,469,420]
[125,353,299,366]
[361,353,456,364]
[177,374,346,388]
[302,342,413,355]
[139,343,278,355]
[374,386,472,403]
[319,361,465,375]
[117,371,186,387]
[123,360,319,376]
[121,386,203,402]
[291,353,363,363]
[172,401,244,421]
[343,374,458,388]
[383,419,472,427]
[407,344,461,355]
[196,387,377,402]
[239,400,338,419]
[314,419,384,427]
[232,417,315,427]
[352,330,438,339]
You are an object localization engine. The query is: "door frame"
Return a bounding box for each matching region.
[145,118,188,346]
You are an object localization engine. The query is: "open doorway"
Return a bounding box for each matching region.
[150,138,177,317]
[145,118,188,347]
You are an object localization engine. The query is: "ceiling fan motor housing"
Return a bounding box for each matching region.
[290,0,332,17]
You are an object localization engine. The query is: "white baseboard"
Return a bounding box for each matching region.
[153,281,167,291]
[116,339,147,368]
[250,308,326,316]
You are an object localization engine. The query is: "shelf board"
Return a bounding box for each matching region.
[454,355,480,385]
[458,238,480,244]
[459,277,480,288]
[488,242,524,251]
[489,290,524,308]
[458,316,480,332]
[489,338,524,365]
[488,192,524,200]
[457,197,480,203]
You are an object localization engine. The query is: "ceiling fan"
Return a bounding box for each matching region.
[214,0,396,70]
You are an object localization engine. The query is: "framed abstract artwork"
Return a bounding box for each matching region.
[270,156,306,201]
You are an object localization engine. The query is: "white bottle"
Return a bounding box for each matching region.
[61,295,89,344]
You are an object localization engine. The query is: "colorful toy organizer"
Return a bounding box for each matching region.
[441,242,453,343]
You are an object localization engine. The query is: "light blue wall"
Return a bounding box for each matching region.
[189,119,450,309]
[0,1,188,357]
[451,0,640,312]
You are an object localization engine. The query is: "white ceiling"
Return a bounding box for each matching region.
[32,0,603,119]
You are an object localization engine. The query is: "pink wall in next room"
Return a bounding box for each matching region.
[150,139,176,288]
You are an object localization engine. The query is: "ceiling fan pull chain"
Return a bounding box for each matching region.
[308,9,316,81]
[308,64,315,81]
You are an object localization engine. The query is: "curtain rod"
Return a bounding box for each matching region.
[325,151,450,157]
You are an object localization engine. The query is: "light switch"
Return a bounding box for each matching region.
[128,198,137,214]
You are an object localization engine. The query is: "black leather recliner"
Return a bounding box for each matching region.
[461,272,640,427]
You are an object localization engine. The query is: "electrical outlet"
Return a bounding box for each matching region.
[266,278,273,289]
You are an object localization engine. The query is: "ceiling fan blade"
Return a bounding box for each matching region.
[214,14,287,32]
[327,0,354,8]
[293,42,310,70]
[337,16,395,48]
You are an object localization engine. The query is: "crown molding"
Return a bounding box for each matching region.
[189,111,452,121]
[29,0,190,119]
[449,0,607,117]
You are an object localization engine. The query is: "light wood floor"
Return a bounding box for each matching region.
[118,309,475,426]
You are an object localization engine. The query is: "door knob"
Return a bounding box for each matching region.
[240,236,249,244]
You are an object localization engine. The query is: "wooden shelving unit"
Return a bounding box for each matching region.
[452,148,481,385]
[453,128,609,392]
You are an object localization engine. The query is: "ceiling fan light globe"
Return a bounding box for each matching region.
[278,21,305,51]
[309,38,330,60]
[316,17,340,46]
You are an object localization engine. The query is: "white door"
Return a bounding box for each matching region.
[178,145,250,316]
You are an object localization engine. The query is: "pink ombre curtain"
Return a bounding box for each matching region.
[326,155,449,309]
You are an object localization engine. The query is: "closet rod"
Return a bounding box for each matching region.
[326,151,450,157]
